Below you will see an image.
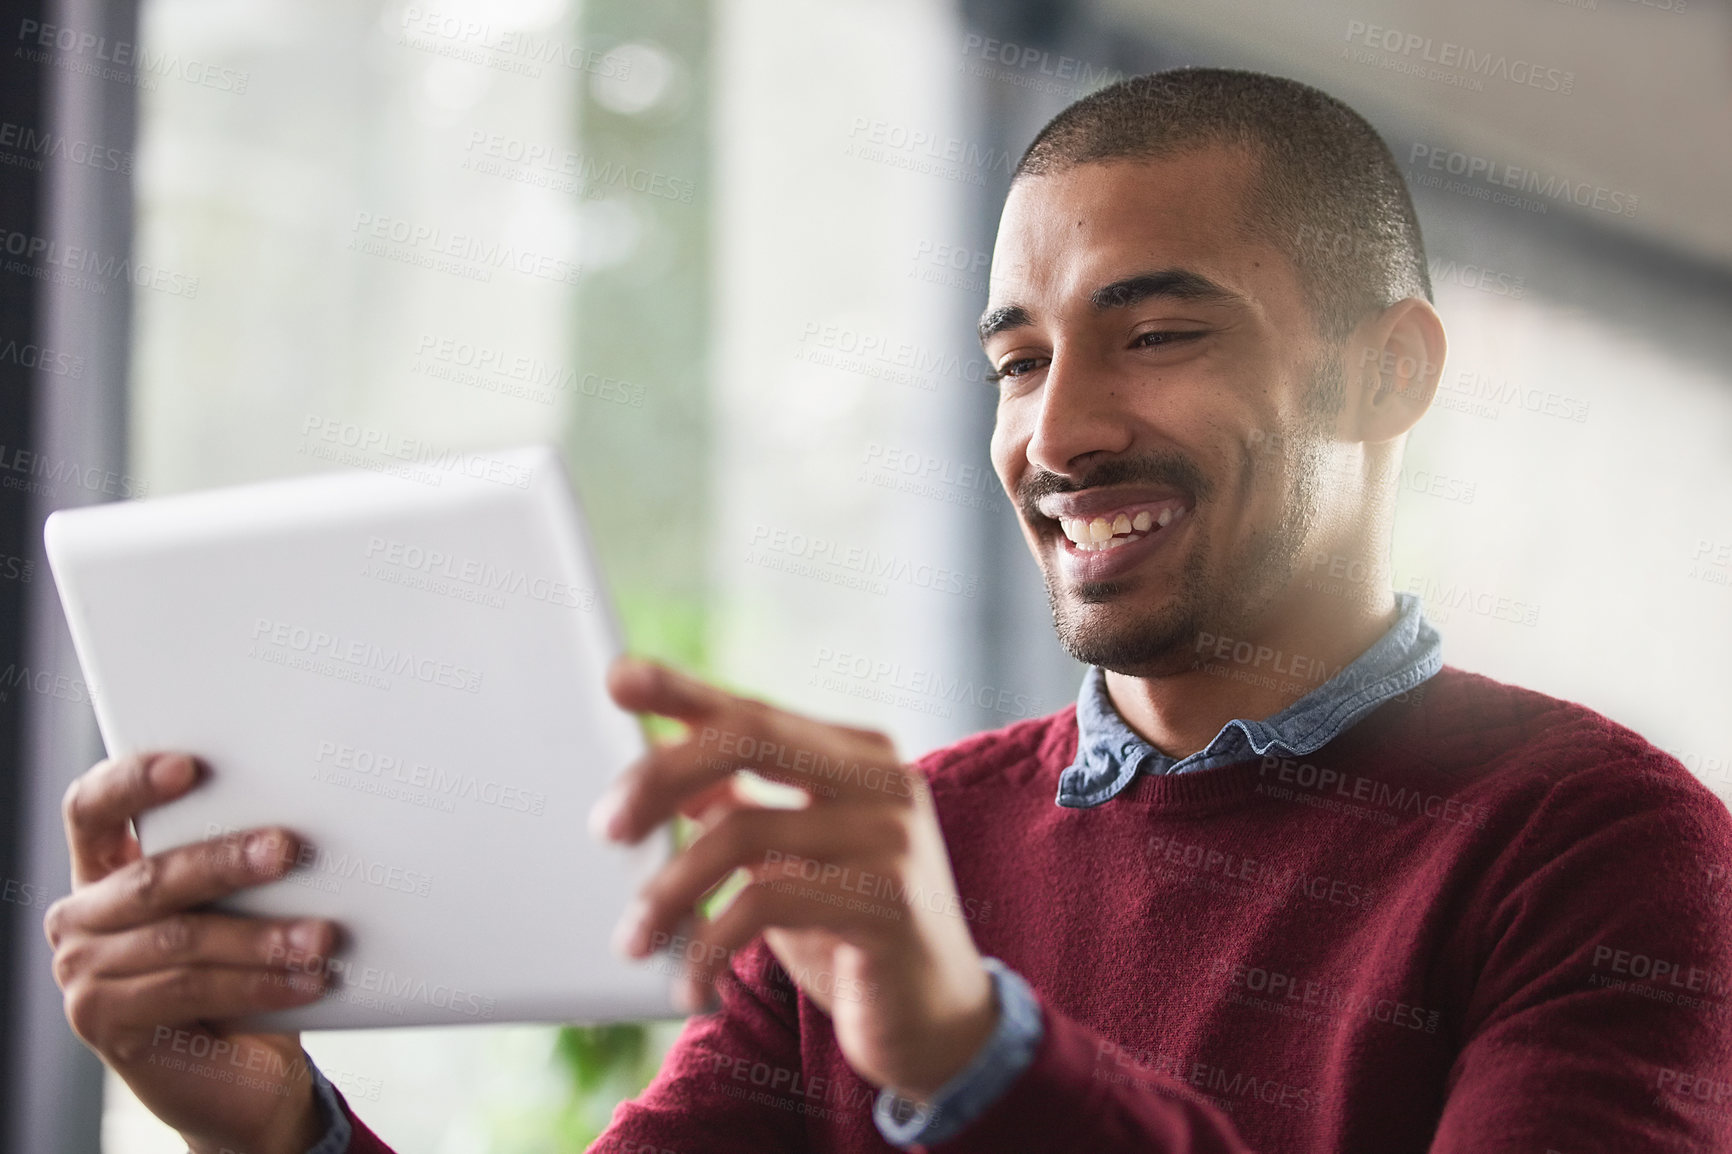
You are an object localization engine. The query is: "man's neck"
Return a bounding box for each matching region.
[1102,589,1401,759]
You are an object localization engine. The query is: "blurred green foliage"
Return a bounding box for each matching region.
[545,1,712,1140]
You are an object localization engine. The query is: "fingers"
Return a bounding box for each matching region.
[63,752,201,886]
[619,805,895,958]
[51,912,338,988]
[595,668,914,845]
[591,738,735,843]
[676,776,747,827]
[606,656,732,724]
[45,828,301,944]
[669,883,858,1010]
[64,963,329,1046]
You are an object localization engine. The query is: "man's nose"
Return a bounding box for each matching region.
[1024,348,1135,476]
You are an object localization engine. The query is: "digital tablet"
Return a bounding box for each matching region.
[44,443,680,1030]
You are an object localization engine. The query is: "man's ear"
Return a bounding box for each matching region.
[1341,297,1447,443]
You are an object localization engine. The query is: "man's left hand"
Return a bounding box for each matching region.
[592,656,998,1102]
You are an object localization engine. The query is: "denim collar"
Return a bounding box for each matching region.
[1056,592,1442,808]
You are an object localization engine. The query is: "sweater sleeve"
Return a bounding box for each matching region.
[873,958,1042,1146]
[323,1077,392,1154]
[301,1063,352,1153]
[589,936,809,1152]
[1429,755,1732,1151]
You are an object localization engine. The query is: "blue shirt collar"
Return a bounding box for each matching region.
[1057,592,1442,808]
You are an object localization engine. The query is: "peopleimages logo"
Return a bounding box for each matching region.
[204,823,435,899]
[1343,20,1574,94]
[808,644,1043,721]
[412,335,645,408]
[299,414,536,489]
[398,7,630,80]
[795,321,991,388]
[264,942,498,1018]
[0,120,131,174]
[364,534,596,611]
[0,336,83,377]
[0,224,200,297]
[462,130,694,204]
[14,17,249,94]
[248,616,485,695]
[346,211,582,286]
[311,739,549,817]
[745,522,981,598]
[1408,143,1638,219]
[0,443,147,498]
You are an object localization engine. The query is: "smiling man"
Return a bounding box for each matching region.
[45,69,1732,1154]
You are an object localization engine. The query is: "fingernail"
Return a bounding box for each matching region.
[149,754,194,791]
[589,790,624,841]
[247,832,283,873]
[289,920,324,952]
[611,898,648,958]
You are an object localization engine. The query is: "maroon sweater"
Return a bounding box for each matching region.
[335,666,1732,1152]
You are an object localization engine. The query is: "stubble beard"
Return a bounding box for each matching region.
[1042,361,1339,678]
[1042,513,1314,679]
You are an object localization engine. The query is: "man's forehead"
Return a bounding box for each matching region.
[980,151,1297,331]
[987,152,1258,294]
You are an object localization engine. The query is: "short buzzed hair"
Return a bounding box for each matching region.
[1016,68,1431,343]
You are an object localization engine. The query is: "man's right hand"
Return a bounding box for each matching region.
[44,751,340,1154]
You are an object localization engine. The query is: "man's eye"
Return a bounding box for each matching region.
[985,357,1045,383]
[1134,330,1206,348]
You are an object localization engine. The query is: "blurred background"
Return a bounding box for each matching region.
[1,0,1728,1149]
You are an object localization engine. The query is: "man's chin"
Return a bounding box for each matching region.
[1050,599,1198,677]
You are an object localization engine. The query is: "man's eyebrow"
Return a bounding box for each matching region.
[977,304,1032,346]
[978,269,1240,346]
[1089,269,1239,310]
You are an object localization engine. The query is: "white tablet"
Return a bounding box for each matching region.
[44,444,680,1030]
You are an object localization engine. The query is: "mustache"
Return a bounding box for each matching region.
[1017,452,1213,522]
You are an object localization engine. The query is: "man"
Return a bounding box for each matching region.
[45,69,1732,1153]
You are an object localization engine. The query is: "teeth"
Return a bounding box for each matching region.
[1056,505,1185,550]
[1074,535,1136,553]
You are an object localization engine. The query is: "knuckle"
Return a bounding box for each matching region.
[153,914,195,959]
[42,899,69,950]
[735,696,774,733]
[59,775,89,829]
[124,856,162,908]
[265,922,296,965]
[108,1031,150,1065]
[161,966,202,1009]
[62,982,103,1045]
[50,938,87,988]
